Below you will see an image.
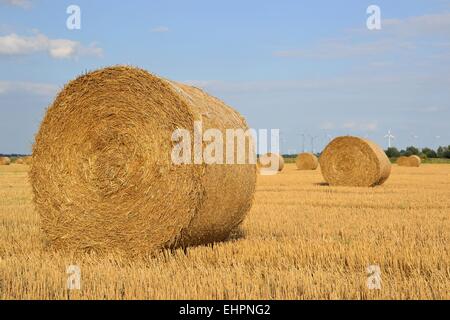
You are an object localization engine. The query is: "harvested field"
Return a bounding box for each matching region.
[0,164,449,299]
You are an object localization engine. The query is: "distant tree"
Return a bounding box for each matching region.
[445,146,450,159]
[437,146,449,158]
[422,147,437,158]
[404,146,420,156]
[385,147,400,158]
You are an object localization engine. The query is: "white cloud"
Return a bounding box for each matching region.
[184,72,450,96]
[365,122,378,131]
[417,106,449,113]
[0,32,103,59]
[384,13,450,38]
[274,38,415,59]
[421,106,440,113]
[274,13,450,60]
[368,61,393,68]
[0,0,32,9]
[319,122,335,130]
[184,79,339,94]
[342,121,357,129]
[150,26,169,33]
[0,33,47,55]
[0,81,58,97]
[48,39,78,59]
[342,121,378,132]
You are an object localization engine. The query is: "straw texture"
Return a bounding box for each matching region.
[319,136,391,187]
[397,155,421,167]
[396,156,409,166]
[0,157,11,165]
[295,153,319,170]
[408,155,421,167]
[23,156,32,165]
[258,153,284,173]
[30,66,256,255]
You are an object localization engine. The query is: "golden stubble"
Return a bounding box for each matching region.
[0,164,449,300]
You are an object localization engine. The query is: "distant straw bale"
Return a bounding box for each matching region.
[0,157,11,165]
[408,155,421,167]
[396,156,409,166]
[0,157,11,166]
[397,155,421,167]
[258,153,284,174]
[319,136,391,187]
[295,153,319,170]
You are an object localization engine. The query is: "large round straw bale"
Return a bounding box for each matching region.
[408,155,421,167]
[319,136,391,187]
[0,157,11,165]
[295,152,319,170]
[257,153,284,174]
[30,66,256,255]
[23,156,32,165]
[396,156,409,166]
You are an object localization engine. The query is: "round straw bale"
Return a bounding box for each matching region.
[257,153,284,174]
[23,156,32,165]
[396,156,409,166]
[397,155,421,167]
[408,155,421,167]
[15,158,24,164]
[0,157,11,165]
[295,152,319,170]
[319,136,391,187]
[30,66,256,255]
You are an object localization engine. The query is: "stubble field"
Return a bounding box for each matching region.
[0,163,449,300]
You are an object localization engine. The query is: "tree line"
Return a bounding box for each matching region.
[385,146,450,159]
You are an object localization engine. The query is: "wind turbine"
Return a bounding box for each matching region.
[309,134,319,154]
[410,133,419,147]
[298,132,306,153]
[384,129,395,148]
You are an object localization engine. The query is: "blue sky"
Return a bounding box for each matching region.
[1,0,449,154]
